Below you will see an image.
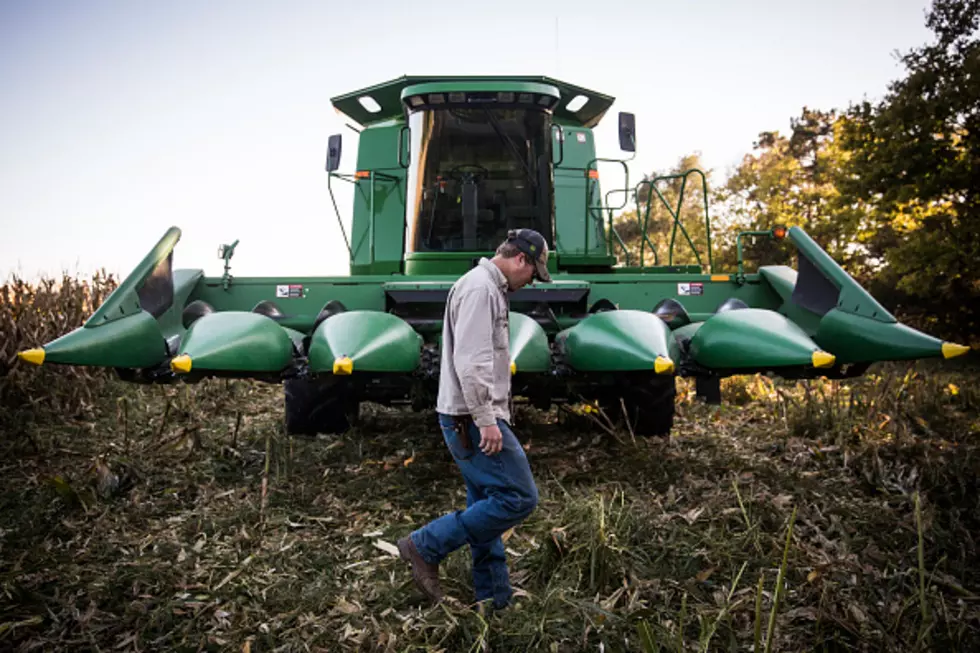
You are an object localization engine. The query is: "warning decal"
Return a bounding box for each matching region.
[677,282,704,296]
[276,284,304,298]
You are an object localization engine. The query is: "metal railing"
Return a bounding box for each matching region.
[328,170,400,266]
[589,167,714,272]
[634,169,713,272]
[584,158,629,259]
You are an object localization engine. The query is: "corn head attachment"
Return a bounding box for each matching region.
[18,75,970,438]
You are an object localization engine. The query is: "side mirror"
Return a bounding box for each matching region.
[325,134,342,172]
[618,112,636,152]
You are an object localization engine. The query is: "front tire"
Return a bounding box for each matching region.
[284,376,358,436]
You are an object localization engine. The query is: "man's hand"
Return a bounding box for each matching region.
[479,424,503,455]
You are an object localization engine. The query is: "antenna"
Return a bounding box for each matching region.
[554,16,559,77]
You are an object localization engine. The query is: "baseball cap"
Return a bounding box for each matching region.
[506,228,551,282]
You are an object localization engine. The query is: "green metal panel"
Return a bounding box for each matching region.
[282,327,307,351]
[180,266,952,372]
[189,277,391,332]
[383,280,454,292]
[758,265,822,336]
[405,253,490,276]
[157,268,203,341]
[308,311,421,373]
[401,81,560,101]
[403,252,561,277]
[87,227,181,326]
[583,275,779,319]
[178,312,294,372]
[788,227,895,323]
[758,266,796,302]
[670,321,703,344]
[689,309,823,369]
[509,313,550,373]
[613,265,704,274]
[552,124,609,260]
[187,273,780,336]
[554,122,599,169]
[332,75,614,128]
[43,311,166,368]
[348,122,407,276]
[556,310,679,372]
[814,308,944,363]
[404,254,477,276]
[554,170,606,259]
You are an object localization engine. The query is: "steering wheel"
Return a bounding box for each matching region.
[448,164,490,183]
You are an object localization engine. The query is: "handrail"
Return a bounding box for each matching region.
[633,169,713,272]
[608,213,634,265]
[397,127,409,168]
[328,170,400,265]
[602,189,661,268]
[735,229,781,284]
[641,232,659,266]
[585,158,629,258]
[603,191,630,265]
[552,124,565,166]
[327,172,354,260]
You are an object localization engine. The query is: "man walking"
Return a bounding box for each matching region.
[397,228,551,611]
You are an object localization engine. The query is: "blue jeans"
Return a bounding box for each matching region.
[410,413,538,608]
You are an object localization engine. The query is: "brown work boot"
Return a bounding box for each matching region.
[397,536,443,602]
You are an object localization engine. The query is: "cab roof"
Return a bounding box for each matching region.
[330,75,615,129]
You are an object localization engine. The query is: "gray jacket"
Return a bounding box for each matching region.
[436,258,511,427]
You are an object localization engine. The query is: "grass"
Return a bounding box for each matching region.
[2,274,979,650]
[0,357,977,652]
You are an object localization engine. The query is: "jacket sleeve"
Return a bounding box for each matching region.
[451,287,497,427]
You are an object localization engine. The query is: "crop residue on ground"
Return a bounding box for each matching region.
[1,361,978,651]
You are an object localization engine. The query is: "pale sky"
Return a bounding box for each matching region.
[1,0,934,281]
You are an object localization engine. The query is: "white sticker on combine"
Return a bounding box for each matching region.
[677,282,703,296]
[276,284,303,298]
[576,132,586,143]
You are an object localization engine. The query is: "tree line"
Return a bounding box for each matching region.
[613,0,978,344]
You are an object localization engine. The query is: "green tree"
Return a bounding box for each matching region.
[839,0,979,341]
[712,109,875,277]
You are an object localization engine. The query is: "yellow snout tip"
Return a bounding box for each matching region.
[170,355,192,374]
[942,342,970,359]
[333,356,353,375]
[812,350,836,368]
[510,361,517,375]
[17,348,45,366]
[654,356,675,375]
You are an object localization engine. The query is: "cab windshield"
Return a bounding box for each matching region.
[405,107,553,252]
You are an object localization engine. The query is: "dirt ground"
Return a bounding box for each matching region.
[1,361,978,652]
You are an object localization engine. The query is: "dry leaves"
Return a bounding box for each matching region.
[0,333,978,652]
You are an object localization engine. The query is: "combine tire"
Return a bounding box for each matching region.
[603,377,676,437]
[284,377,358,436]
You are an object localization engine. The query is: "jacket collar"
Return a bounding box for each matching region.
[478,257,509,293]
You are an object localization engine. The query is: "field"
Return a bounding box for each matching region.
[2,276,979,652]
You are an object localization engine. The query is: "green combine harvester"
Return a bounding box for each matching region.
[17,76,970,437]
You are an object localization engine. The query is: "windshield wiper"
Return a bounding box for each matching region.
[483,108,536,187]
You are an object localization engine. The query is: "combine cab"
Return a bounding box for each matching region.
[18,75,971,437]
